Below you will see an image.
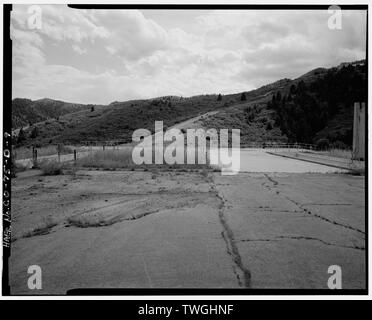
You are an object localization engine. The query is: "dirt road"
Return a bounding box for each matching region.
[10,165,365,293]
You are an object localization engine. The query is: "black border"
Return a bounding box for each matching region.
[2,3,369,296]
[69,4,367,9]
[2,4,12,296]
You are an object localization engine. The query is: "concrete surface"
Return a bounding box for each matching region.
[9,166,365,294]
[211,149,348,173]
[267,150,364,171]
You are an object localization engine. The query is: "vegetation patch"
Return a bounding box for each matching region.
[22,217,58,239]
[38,160,64,176]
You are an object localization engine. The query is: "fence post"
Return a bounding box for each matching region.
[74,149,77,165]
[57,144,61,163]
[33,148,37,168]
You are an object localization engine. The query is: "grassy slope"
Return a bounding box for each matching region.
[15,95,234,146]
[199,81,291,145]
[14,78,294,147]
[12,98,94,129]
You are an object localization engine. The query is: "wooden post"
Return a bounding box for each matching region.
[57,144,62,163]
[74,149,77,165]
[33,149,37,168]
[352,102,365,160]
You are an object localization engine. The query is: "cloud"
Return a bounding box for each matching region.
[11,6,367,104]
[12,5,108,43]
[91,10,169,60]
[72,44,87,55]
[11,25,45,77]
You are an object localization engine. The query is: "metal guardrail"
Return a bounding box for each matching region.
[240,142,317,150]
[81,140,317,149]
[82,140,129,146]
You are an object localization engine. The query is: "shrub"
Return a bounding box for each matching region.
[39,160,64,175]
[30,127,39,139]
[316,138,330,150]
[331,140,347,149]
[17,128,26,144]
[241,92,247,101]
[22,216,58,238]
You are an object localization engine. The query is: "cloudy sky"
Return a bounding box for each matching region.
[11,5,366,104]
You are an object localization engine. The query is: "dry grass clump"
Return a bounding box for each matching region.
[77,149,134,169]
[67,215,117,228]
[320,148,353,159]
[38,160,64,175]
[22,217,58,239]
[77,147,212,172]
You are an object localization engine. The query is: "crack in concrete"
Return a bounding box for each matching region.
[207,174,251,288]
[258,209,304,213]
[296,201,365,235]
[263,174,365,236]
[300,203,352,206]
[237,235,365,251]
[264,174,279,186]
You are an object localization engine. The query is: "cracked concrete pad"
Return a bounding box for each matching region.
[213,172,365,289]
[10,169,366,292]
[66,192,217,227]
[230,211,364,250]
[268,174,365,233]
[237,240,365,289]
[10,204,239,294]
[213,174,299,212]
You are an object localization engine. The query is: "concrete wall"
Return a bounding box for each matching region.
[352,102,366,160]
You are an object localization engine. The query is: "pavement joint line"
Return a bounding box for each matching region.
[263,174,365,236]
[236,236,365,251]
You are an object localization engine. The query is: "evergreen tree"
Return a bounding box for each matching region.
[290,84,297,95]
[30,126,39,138]
[275,91,282,102]
[17,127,26,144]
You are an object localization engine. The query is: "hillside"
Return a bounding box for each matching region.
[12,98,94,129]
[12,60,366,148]
[266,61,366,146]
[13,95,237,146]
[200,60,366,147]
